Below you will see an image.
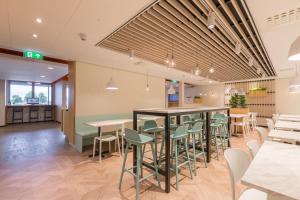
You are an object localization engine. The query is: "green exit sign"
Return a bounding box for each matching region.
[23,51,44,60]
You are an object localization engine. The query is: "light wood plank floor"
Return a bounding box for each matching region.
[0,122,259,200]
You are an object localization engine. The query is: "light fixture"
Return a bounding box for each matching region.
[207,11,216,30]
[168,84,176,94]
[170,50,176,67]
[36,18,42,23]
[262,73,266,78]
[48,67,54,70]
[209,67,215,73]
[288,36,300,61]
[199,92,202,96]
[235,42,241,54]
[146,72,150,91]
[256,68,261,74]
[40,75,46,78]
[33,34,38,38]
[105,77,118,90]
[248,57,254,66]
[195,64,201,75]
[289,65,300,91]
[129,49,134,60]
[165,53,170,64]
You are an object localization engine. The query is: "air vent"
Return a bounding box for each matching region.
[266,7,300,29]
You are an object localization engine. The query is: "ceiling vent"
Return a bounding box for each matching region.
[266,7,300,29]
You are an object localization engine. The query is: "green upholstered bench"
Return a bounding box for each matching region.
[75,113,131,153]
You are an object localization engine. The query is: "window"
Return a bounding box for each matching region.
[34,83,52,104]
[8,81,52,105]
[9,81,33,105]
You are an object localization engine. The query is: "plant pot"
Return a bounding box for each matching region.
[230,107,250,114]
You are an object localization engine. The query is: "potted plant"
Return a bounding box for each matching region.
[239,95,247,108]
[229,94,238,108]
[193,96,202,104]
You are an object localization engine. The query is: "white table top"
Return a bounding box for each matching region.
[242,141,300,199]
[280,114,300,119]
[278,117,300,122]
[85,119,133,127]
[134,106,229,114]
[230,114,249,118]
[268,129,300,142]
[138,115,162,121]
[275,120,300,131]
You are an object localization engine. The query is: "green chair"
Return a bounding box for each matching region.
[170,125,193,190]
[212,113,230,149]
[119,128,160,200]
[192,113,204,123]
[187,122,207,176]
[210,121,224,160]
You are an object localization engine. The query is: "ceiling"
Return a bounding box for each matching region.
[246,0,300,77]
[0,54,68,83]
[0,0,298,84]
[98,0,276,82]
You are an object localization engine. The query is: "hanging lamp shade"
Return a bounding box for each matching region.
[105,77,118,90]
[288,36,300,61]
[168,84,176,94]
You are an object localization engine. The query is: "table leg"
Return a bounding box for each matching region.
[89,127,101,158]
[164,116,170,193]
[227,109,231,147]
[206,112,211,163]
[176,115,180,125]
[133,112,137,173]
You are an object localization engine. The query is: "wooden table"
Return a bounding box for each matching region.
[275,120,300,131]
[242,141,300,199]
[268,129,300,144]
[133,106,230,193]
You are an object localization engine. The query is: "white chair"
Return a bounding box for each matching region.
[249,112,258,131]
[272,114,279,122]
[231,114,251,137]
[93,127,121,161]
[246,140,260,159]
[255,127,268,144]
[266,119,274,131]
[224,149,267,200]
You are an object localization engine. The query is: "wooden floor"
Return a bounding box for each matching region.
[0,122,259,200]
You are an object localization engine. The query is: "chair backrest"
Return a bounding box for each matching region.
[224,148,251,200]
[192,113,201,120]
[190,122,203,132]
[183,115,192,123]
[143,120,157,131]
[213,113,226,119]
[250,112,258,120]
[173,125,188,138]
[124,128,151,144]
[246,140,260,159]
[266,118,274,131]
[255,127,268,143]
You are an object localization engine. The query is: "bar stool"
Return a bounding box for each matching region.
[29,106,39,122]
[12,107,23,123]
[187,122,207,176]
[210,121,224,160]
[250,112,258,131]
[119,128,160,200]
[183,115,193,127]
[212,113,230,149]
[44,106,53,121]
[170,125,193,190]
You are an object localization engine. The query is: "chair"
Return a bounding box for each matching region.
[272,114,279,122]
[212,113,230,149]
[188,122,207,176]
[119,128,160,200]
[12,107,24,123]
[249,112,258,131]
[182,115,194,127]
[246,140,260,159]
[266,119,274,131]
[29,106,39,122]
[231,114,251,137]
[44,106,53,121]
[224,148,267,200]
[92,128,121,161]
[255,127,268,144]
[210,121,224,160]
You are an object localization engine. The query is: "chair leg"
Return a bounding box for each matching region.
[93,138,97,158]
[192,134,197,176]
[119,143,129,189]
[136,146,141,200]
[174,140,179,191]
[150,142,160,187]
[158,136,165,167]
[99,140,102,162]
[140,146,143,178]
[116,131,121,156]
[185,138,193,179]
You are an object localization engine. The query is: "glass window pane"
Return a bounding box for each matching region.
[9,82,32,105]
[34,84,51,104]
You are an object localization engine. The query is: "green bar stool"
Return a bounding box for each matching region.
[212,113,230,149]
[171,125,193,190]
[183,115,194,127]
[192,113,204,123]
[143,120,164,159]
[187,122,207,176]
[119,128,160,200]
[210,121,224,160]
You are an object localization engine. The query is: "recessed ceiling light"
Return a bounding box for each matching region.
[36,18,42,23]
[33,34,38,38]
[40,75,46,78]
[209,67,215,73]
[48,67,54,70]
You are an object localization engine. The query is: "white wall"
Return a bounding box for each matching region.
[75,62,166,117]
[185,84,225,107]
[53,80,67,122]
[275,78,300,114]
[0,80,5,126]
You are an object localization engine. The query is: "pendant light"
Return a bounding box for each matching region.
[209,64,215,73]
[207,11,216,30]
[289,65,300,90]
[194,64,201,75]
[165,52,170,64]
[248,56,254,66]
[168,84,176,94]
[146,71,150,91]
[169,49,176,68]
[106,69,118,90]
[129,49,134,60]
[288,36,300,61]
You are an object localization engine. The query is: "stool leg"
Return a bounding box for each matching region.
[174,140,179,191]
[158,136,165,167]
[93,138,97,158]
[199,132,207,168]
[136,146,141,200]
[184,138,193,180]
[192,134,197,176]
[150,142,160,187]
[99,140,102,162]
[119,143,129,189]
[140,145,143,178]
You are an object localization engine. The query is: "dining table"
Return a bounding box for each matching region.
[268,129,300,144]
[274,120,300,131]
[133,106,230,193]
[242,141,300,199]
[277,116,300,122]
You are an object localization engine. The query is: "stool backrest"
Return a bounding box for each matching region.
[143,120,157,131]
[246,139,260,159]
[183,115,192,124]
[173,125,188,138]
[224,148,251,200]
[124,128,149,144]
[213,113,226,119]
[190,122,203,132]
[192,113,201,120]
[255,127,268,143]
